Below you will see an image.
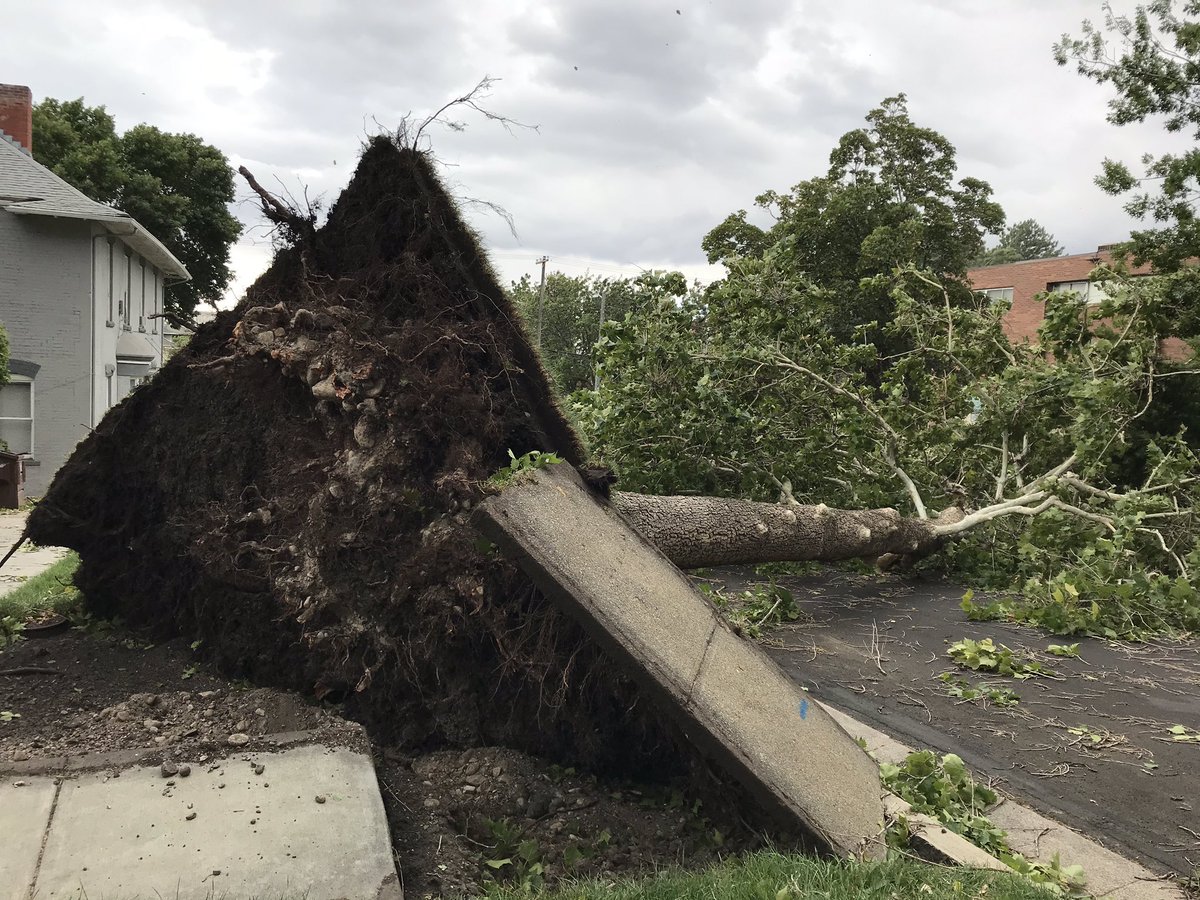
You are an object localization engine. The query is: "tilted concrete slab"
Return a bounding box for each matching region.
[5,743,399,900]
[474,463,885,858]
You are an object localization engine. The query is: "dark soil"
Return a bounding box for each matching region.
[706,566,1200,878]
[378,746,758,899]
[0,629,360,761]
[1,627,763,899]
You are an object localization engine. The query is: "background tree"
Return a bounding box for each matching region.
[972,219,1065,266]
[32,98,240,323]
[701,95,1005,354]
[584,97,1008,500]
[510,270,688,393]
[1055,2,1200,299]
[1054,1,1200,444]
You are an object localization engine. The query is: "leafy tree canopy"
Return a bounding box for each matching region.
[1055,1,1200,279]
[576,255,1200,637]
[32,98,240,323]
[972,219,1065,266]
[702,95,1005,351]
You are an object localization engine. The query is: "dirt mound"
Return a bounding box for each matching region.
[379,745,761,897]
[24,138,682,779]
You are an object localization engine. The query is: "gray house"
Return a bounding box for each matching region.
[0,84,190,495]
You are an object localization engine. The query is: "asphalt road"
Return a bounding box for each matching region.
[703,566,1200,877]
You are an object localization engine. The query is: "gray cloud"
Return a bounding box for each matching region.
[6,0,1186,294]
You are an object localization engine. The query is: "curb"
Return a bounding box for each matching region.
[0,727,329,777]
[825,701,1186,899]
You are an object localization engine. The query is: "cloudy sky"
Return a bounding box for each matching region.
[8,1,1189,302]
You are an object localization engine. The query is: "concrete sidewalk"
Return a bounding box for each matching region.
[0,510,69,594]
[1,736,400,900]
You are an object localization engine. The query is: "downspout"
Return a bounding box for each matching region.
[90,232,106,426]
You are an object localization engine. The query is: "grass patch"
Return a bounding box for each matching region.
[0,552,81,622]
[483,850,1055,899]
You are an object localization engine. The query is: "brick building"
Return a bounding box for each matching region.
[965,246,1154,344]
[0,84,190,495]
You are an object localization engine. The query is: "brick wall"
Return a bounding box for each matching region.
[0,84,32,153]
[0,212,93,496]
[966,250,1153,343]
[967,250,1192,361]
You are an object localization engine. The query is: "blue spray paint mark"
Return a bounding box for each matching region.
[798,699,808,720]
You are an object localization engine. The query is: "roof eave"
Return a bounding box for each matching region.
[5,204,191,281]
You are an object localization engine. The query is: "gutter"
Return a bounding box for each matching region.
[6,204,190,282]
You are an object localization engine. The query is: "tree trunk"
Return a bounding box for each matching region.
[611,492,957,569]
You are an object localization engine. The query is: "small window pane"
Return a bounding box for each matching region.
[0,420,32,455]
[0,383,31,418]
[1050,280,1106,304]
[116,360,152,377]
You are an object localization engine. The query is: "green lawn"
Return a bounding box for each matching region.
[484,851,1056,899]
[0,552,80,623]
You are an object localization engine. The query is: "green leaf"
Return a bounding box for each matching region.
[562,845,583,868]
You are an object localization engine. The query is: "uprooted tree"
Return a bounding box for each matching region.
[10,135,998,788]
[20,90,1198,811]
[588,266,1200,627]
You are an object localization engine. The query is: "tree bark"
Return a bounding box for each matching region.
[610,492,956,569]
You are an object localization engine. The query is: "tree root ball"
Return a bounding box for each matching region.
[26,137,683,779]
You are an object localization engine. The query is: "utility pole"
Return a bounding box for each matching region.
[535,256,549,349]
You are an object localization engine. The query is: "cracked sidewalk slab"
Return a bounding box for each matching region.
[474,463,886,858]
[1,742,399,900]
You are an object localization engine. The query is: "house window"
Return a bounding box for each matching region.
[0,377,34,456]
[1050,280,1108,305]
[978,287,1014,305]
[115,357,153,402]
[151,270,159,334]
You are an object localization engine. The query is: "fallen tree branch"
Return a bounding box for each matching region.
[995,431,1009,502]
[0,667,62,677]
[768,350,930,519]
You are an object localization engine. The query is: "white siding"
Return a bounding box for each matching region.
[90,228,165,423]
